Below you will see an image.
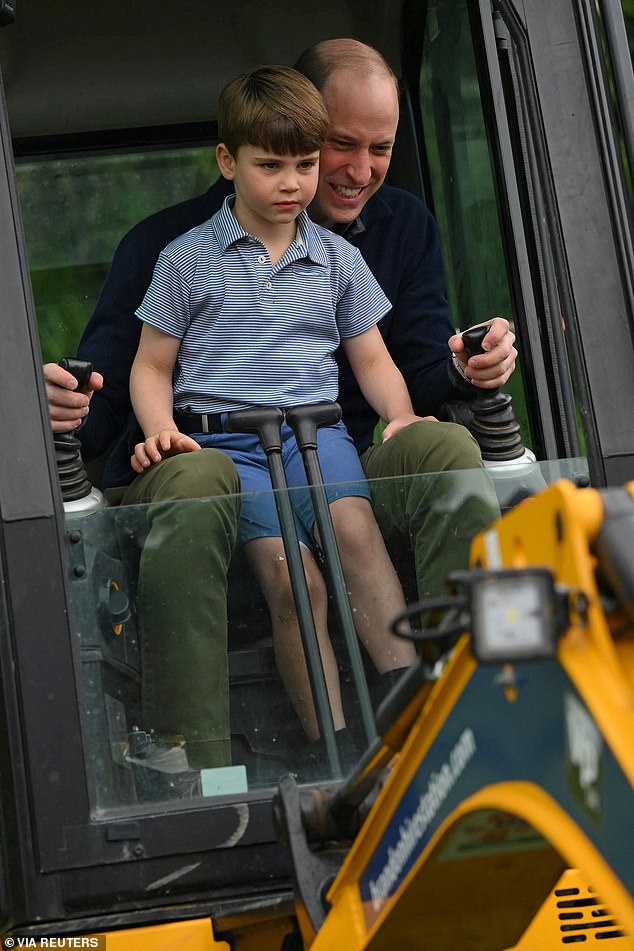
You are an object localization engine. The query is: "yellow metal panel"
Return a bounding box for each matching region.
[101,918,229,950]
[471,479,634,788]
[358,781,634,949]
[509,867,634,949]
[311,781,634,950]
[324,636,477,913]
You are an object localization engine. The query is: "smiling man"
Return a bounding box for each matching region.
[294,39,511,612]
[311,67,397,225]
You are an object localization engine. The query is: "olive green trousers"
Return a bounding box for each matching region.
[361,420,500,601]
[107,449,240,770]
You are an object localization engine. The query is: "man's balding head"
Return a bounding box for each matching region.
[294,38,399,98]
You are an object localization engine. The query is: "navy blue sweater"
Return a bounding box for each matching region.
[77,178,471,488]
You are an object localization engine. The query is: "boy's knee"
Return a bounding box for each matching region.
[330,497,378,555]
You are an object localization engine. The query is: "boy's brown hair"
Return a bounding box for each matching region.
[218,65,329,157]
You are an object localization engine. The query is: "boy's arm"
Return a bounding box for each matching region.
[342,326,436,440]
[129,323,200,471]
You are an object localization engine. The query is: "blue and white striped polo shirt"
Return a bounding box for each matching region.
[135,195,391,413]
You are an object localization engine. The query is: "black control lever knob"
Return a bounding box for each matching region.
[461,324,490,359]
[58,357,94,397]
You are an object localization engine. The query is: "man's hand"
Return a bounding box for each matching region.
[382,413,437,441]
[449,317,516,389]
[131,429,201,473]
[44,362,104,433]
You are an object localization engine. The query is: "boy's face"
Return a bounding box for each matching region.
[217,143,320,236]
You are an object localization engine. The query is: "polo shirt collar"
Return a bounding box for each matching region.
[215,195,249,250]
[214,196,328,267]
[295,210,330,267]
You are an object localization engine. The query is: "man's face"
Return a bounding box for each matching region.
[310,69,399,229]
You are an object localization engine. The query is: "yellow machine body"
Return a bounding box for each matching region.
[304,480,634,950]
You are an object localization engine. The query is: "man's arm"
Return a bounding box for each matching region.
[388,207,516,402]
[353,188,516,416]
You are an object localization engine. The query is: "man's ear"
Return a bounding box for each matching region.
[216,143,236,180]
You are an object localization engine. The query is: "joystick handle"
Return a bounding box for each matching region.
[55,358,101,506]
[459,326,524,462]
[58,357,94,399]
[461,324,490,359]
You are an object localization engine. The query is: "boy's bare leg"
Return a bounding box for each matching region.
[244,536,346,742]
[326,497,416,672]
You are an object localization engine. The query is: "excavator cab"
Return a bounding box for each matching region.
[0,0,632,946]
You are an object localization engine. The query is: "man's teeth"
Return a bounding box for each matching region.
[333,185,363,198]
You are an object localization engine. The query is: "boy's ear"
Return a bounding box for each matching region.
[216,143,236,180]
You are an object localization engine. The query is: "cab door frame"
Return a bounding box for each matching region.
[403,0,634,485]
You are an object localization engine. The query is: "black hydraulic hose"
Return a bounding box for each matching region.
[226,406,341,776]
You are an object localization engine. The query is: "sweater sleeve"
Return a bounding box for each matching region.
[379,195,472,417]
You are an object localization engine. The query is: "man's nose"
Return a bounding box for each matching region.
[345,150,371,184]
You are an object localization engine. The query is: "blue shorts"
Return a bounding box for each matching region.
[195,419,370,547]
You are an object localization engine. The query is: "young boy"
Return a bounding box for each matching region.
[129,66,419,758]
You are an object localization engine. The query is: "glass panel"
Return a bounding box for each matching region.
[15,146,217,363]
[419,0,531,448]
[65,460,588,812]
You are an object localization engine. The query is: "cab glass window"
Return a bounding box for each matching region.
[15,144,216,362]
[63,459,590,814]
[418,0,531,448]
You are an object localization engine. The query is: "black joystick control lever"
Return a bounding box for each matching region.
[460,324,490,358]
[58,357,93,394]
[55,358,96,503]
[461,325,525,463]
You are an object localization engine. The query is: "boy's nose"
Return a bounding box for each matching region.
[280,172,300,191]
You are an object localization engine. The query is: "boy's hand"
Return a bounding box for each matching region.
[44,362,104,433]
[131,429,201,473]
[382,413,437,441]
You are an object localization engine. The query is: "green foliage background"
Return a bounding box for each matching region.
[624,0,634,54]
